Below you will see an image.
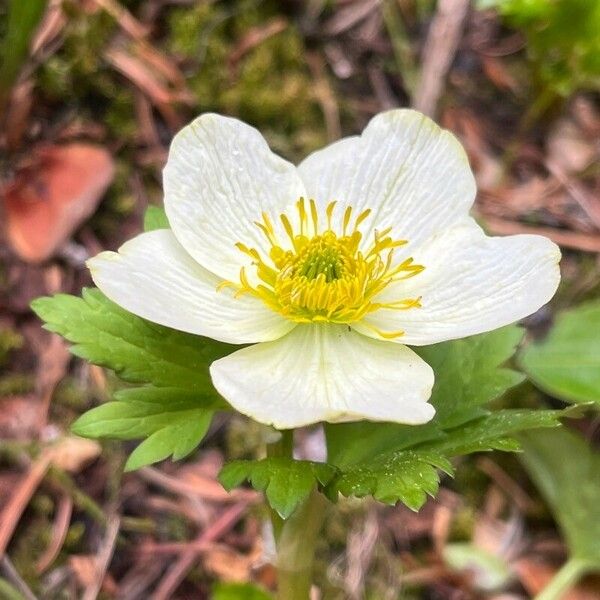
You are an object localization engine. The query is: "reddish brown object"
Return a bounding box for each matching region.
[2,144,114,263]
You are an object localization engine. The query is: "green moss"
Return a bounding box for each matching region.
[10,511,53,591]
[64,522,86,549]
[166,1,326,160]
[449,505,477,541]
[103,86,137,139]
[38,3,116,103]
[0,326,22,366]
[53,378,89,410]
[0,373,34,396]
[0,326,30,398]
[226,415,267,460]
[30,493,54,515]
[166,2,216,57]
[90,160,138,238]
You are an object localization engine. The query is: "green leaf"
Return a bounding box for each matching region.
[520,428,600,565]
[143,205,170,231]
[219,458,338,519]
[325,421,439,470]
[212,583,273,600]
[31,288,235,392]
[31,289,235,470]
[72,387,221,440]
[519,301,600,406]
[321,328,560,510]
[416,326,525,427]
[326,408,565,510]
[426,409,564,456]
[327,327,525,467]
[330,450,452,510]
[124,412,213,471]
[71,386,216,470]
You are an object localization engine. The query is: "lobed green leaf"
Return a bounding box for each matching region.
[416,326,525,428]
[31,288,235,392]
[327,326,525,468]
[329,450,452,511]
[32,288,234,470]
[219,458,338,519]
[424,408,564,456]
[70,386,217,470]
[124,412,214,471]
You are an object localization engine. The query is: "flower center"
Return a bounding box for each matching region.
[296,237,346,282]
[220,198,424,338]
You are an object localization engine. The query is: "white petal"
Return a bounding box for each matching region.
[210,324,435,429]
[87,229,295,344]
[298,109,476,250]
[354,222,561,345]
[164,113,306,280]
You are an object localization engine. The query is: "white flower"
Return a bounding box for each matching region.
[88,110,561,429]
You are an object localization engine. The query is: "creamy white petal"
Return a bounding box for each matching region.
[298,109,476,251]
[163,113,306,280]
[87,229,295,344]
[353,222,561,345]
[210,324,435,429]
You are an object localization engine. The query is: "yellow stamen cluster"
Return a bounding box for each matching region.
[221,198,424,338]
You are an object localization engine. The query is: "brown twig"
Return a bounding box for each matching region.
[483,216,600,253]
[0,450,53,557]
[228,17,288,71]
[323,0,380,36]
[82,513,121,600]
[138,466,257,502]
[35,333,70,432]
[36,493,73,573]
[545,159,600,231]
[104,47,183,130]
[413,0,470,117]
[151,501,249,600]
[92,0,149,39]
[477,457,534,514]
[307,52,341,142]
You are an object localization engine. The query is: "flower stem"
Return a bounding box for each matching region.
[534,558,590,600]
[266,430,327,600]
[274,488,327,600]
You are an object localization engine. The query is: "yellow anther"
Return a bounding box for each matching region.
[354,208,371,230]
[326,200,337,230]
[342,206,353,236]
[220,198,424,338]
[309,199,318,234]
[296,197,307,235]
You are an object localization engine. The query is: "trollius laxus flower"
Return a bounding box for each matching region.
[88,110,561,429]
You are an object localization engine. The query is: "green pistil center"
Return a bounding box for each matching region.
[297,245,344,282]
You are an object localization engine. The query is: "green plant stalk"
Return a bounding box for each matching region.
[266,430,328,600]
[534,558,590,600]
[274,488,327,600]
